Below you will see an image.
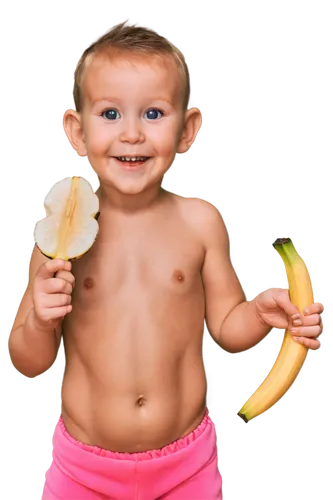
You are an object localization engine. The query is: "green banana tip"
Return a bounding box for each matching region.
[272,237,291,248]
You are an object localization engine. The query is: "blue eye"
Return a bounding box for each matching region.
[102,109,120,120]
[145,109,163,120]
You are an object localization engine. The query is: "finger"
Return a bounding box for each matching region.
[304,303,324,316]
[43,293,72,308]
[37,259,72,280]
[290,325,322,338]
[295,313,321,327]
[41,305,72,323]
[53,270,75,287]
[274,289,300,317]
[292,336,321,350]
[43,278,73,295]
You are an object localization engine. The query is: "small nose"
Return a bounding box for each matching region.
[119,117,145,144]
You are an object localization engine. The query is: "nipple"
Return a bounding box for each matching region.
[83,277,94,288]
[173,270,185,283]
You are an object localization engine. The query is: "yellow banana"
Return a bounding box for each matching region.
[237,238,314,423]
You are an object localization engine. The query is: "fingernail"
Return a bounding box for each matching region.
[291,328,297,333]
[293,336,299,341]
[291,313,300,320]
[304,308,309,315]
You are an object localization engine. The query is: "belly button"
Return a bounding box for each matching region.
[83,277,94,288]
[136,396,146,407]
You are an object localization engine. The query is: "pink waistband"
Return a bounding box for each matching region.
[59,407,210,461]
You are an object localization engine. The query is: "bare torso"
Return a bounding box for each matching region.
[61,189,208,452]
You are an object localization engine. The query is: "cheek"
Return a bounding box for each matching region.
[150,124,180,157]
[85,122,114,152]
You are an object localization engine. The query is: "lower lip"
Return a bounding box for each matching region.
[114,158,150,170]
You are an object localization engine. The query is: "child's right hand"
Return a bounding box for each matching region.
[32,259,75,330]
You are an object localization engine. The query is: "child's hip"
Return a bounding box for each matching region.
[42,407,223,499]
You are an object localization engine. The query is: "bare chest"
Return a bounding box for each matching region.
[70,214,205,304]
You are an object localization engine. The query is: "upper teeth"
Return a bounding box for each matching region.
[118,156,147,162]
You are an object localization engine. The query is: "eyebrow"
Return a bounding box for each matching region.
[89,98,116,108]
[90,97,175,107]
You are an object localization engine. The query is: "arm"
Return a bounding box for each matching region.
[199,201,271,353]
[8,245,63,378]
[218,300,272,353]
[9,307,61,378]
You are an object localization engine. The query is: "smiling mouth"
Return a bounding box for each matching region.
[114,156,150,169]
[114,156,150,163]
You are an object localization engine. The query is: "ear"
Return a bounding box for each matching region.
[63,109,87,157]
[177,107,202,154]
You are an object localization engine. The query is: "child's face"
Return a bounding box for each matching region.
[65,51,201,196]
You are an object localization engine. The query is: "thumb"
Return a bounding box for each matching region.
[274,289,300,317]
[37,259,71,280]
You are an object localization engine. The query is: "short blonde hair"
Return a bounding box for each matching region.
[73,21,190,112]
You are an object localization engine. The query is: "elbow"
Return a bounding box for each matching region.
[8,346,54,378]
[213,327,239,353]
[9,360,41,380]
[217,321,267,353]
[224,347,242,354]
[215,335,247,354]
[221,331,270,354]
[8,353,42,378]
[225,348,249,356]
[211,329,253,356]
[10,360,52,378]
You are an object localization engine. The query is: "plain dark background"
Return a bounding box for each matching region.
[0,12,331,500]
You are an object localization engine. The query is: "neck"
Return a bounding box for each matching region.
[96,180,165,215]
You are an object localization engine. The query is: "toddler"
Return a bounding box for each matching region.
[9,21,323,500]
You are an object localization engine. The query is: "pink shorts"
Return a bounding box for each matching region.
[42,408,223,499]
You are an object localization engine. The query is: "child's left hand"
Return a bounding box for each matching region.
[255,288,324,350]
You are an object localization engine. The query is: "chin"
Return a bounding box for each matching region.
[111,179,151,195]
[118,186,146,195]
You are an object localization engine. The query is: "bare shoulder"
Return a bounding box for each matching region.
[172,193,223,220]
[172,193,229,249]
